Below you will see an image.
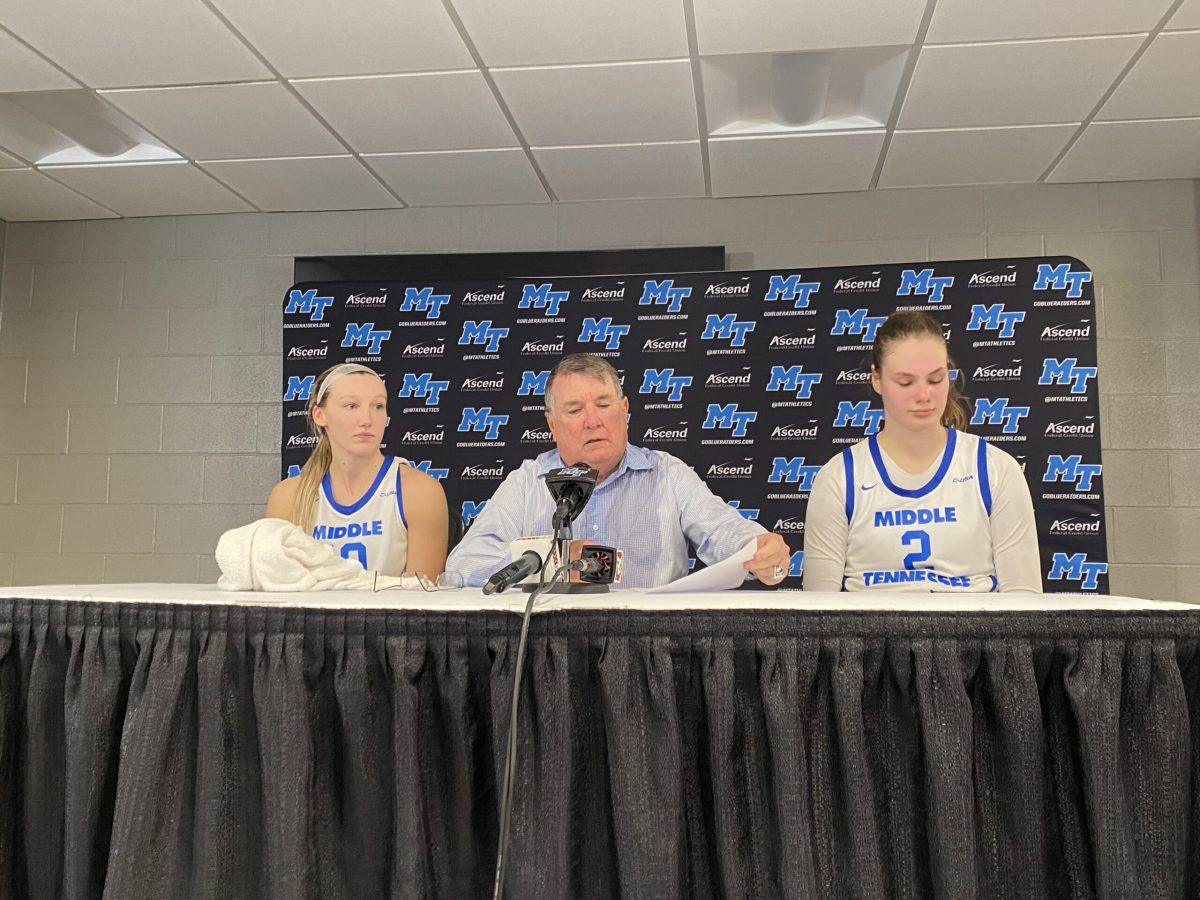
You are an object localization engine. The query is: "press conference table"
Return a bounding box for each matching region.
[2,583,1198,899]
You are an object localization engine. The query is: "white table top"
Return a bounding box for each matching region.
[0,583,1195,614]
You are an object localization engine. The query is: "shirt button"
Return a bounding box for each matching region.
[592,524,599,531]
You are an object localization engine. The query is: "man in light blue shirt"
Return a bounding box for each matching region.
[446,354,791,589]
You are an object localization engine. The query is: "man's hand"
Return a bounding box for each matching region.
[744,532,791,584]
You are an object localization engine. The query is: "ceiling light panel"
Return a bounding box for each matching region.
[43,161,254,216]
[0,0,271,88]
[1099,30,1200,121]
[900,36,1144,128]
[532,141,704,201]
[102,82,345,160]
[492,60,698,146]
[0,90,179,166]
[365,149,549,206]
[448,0,688,67]
[927,0,1176,43]
[293,72,519,152]
[703,46,908,136]
[879,124,1078,187]
[692,0,925,55]
[708,130,885,196]
[206,0,473,78]
[200,156,399,211]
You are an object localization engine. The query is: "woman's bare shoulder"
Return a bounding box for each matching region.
[266,475,301,517]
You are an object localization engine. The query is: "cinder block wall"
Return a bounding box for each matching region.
[1,180,1197,597]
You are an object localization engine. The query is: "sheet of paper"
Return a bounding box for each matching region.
[646,538,758,594]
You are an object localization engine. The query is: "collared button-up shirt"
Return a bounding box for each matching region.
[445,443,766,588]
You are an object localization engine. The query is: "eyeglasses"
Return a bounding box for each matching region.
[372,570,466,592]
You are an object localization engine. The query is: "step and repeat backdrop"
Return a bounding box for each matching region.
[282,257,1108,592]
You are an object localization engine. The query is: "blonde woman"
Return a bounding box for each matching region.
[267,363,449,578]
[803,311,1040,593]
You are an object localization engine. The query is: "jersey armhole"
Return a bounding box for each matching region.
[841,448,855,522]
[977,437,993,516]
[396,459,408,529]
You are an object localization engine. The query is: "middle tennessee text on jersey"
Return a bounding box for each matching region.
[312,521,384,540]
[840,429,1000,592]
[311,456,410,576]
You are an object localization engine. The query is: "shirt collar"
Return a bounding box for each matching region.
[536,442,653,482]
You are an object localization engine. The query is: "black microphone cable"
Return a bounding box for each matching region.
[491,560,569,900]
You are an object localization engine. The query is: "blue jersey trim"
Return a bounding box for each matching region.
[841,448,855,521]
[988,574,999,592]
[868,428,957,499]
[321,456,394,516]
[977,437,993,516]
[396,462,407,529]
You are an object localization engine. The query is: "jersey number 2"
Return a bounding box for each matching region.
[901,530,931,570]
[340,542,368,569]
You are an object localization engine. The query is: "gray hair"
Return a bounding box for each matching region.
[545,353,623,415]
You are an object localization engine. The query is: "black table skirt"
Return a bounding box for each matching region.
[2,597,1199,899]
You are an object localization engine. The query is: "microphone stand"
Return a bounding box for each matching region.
[555,500,571,588]
[526,500,607,595]
[492,561,569,900]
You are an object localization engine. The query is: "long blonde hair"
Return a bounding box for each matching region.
[872,310,970,430]
[288,364,383,530]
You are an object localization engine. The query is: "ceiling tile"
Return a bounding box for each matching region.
[43,161,254,216]
[1099,31,1200,120]
[0,168,117,220]
[449,0,687,66]
[693,0,924,55]
[208,0,472,77]
[293,72,518,152]
[900,36,1144,128]
[201,156,399,211]
[102,82,344,160]
[0,148,25,169]
[533,142,704,201]
[1168,1,1200,29]
[365,149,547,205]
[879,125,1078,187]
[0,29,77,91]
[1048,117,1200,182]
[0,0,271,88]
[708,130,884,197]
[492,60,698,146]
[928,0,1175,43]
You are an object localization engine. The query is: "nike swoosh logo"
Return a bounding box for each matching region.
[861,483,876,491]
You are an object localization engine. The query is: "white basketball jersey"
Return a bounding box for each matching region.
[312,456,409,576]
[841,430,997,592]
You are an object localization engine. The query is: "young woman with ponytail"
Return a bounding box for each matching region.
[266,363,449,578]
[803,311,1041,592]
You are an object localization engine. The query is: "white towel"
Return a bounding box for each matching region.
[215,518,414,592]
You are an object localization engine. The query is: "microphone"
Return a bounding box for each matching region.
[482,550,545,596]
[544,465,599,533]
[570,543,622,585]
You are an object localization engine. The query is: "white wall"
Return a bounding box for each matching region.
[0,180,1197,597]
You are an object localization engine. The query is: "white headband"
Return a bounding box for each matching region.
[314,363,384,406]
